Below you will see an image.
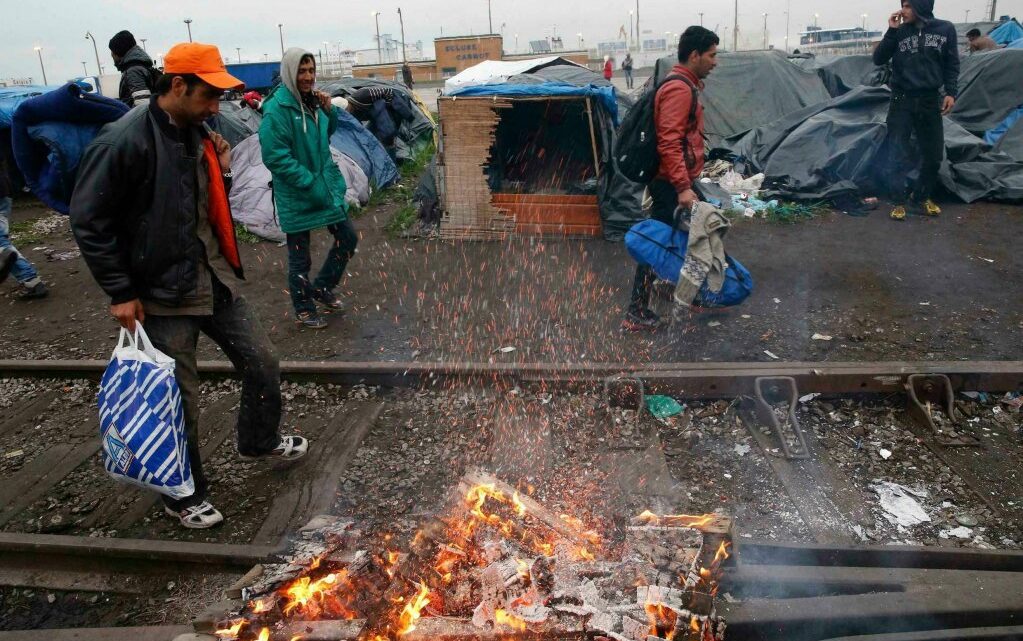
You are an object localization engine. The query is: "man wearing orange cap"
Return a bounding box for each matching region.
[71,43,309,530]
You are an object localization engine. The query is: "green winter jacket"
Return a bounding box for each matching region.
[259,78,347,234]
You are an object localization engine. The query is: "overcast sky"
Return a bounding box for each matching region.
[3,0,1019,82]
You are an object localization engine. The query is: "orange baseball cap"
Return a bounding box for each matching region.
[163,43,244,90]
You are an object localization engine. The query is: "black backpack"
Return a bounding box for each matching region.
[614,74,699,184]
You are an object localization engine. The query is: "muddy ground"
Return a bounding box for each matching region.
[2,195,1022,365]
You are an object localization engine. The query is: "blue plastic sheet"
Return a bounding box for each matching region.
[0,86,48,130]
[989,20,1023,45]
[329,108,399,189]
[984,105,1023,146]
[449,82,619,126]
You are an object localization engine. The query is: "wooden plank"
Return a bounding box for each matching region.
[0,390,58,439]
[109,393,241,530]
[500,204,602,225]
[0,440,99,527]
[0,568,130,593]
[491,193,599,205]
[514,223,603,237]
[0,532,280,566]
[252,401,383,545]
[0,626,191,641]
[585,96,602,179]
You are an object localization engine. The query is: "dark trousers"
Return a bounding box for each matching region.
[144,281,282,511]
[886,91,944,204]
[285,220,358,315]
[629,179,679,314]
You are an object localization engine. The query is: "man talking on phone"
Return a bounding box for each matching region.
[873,0,959,221]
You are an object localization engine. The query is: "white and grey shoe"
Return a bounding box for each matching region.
[239,435,309,462]
[165,501,224,529]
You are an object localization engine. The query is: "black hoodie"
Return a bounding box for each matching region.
[114,45,157,107]
[872,0,960,97]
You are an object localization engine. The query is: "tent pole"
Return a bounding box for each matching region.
[584,97,601,178]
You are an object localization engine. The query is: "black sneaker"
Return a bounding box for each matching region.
[621,308,661,332]
[906,200,927,217]
[295,310,328,329]
[16,281,48,300]
[312,288,345,311]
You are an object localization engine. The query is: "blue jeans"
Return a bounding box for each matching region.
[143,281,282,511]
[285,219,358,315]
[0,197,40,286]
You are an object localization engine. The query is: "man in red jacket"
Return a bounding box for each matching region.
[624,26,719,331]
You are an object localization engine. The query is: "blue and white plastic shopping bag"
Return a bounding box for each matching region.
[98,326,194,499]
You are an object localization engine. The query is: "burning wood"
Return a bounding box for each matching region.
[207,473,730,641]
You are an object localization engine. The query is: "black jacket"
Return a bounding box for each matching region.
[872,0,960,98]
[115,45,157,107]
[70,101,241,306]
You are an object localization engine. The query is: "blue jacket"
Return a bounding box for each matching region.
[872,0,960,97]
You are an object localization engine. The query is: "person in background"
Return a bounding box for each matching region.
[623,26,718,332]
[260,47,356,329]
[71,43,308,530]
[603,55,614,81]
[873,0,959,221]
[966,28,999,53]
[0,131,47,299]
[109,30,158,107]
[622,52,635,89]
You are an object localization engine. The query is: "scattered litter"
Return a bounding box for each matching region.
[44,248,80,261]
[773,298,781,304]
[799,393,821,403]
[978,256,995,263]
[719,170,765,193]
[492,346,516,354]
[956,513,980,527]
[707,321,721,327]
[919,302,931,306]
[812,333,833,341]
[734,444,751,457]
[872,481,930,527]
[1001,392,1022,411]
[962,392,980,400]
[879,448,892,460]
[741,314,752,319]
[723,473,733,479]
[941,526,974,539]
[4,449,24,459]
[645,395,685,420]
[764,350,780,360]
[743,207,756,218]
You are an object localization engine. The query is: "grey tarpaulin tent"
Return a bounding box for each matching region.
[950,49,1023,135]
[789,54,889,98]
[654,50,833,146]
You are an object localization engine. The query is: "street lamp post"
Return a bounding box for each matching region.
[236,47,241,63]
[763,13,768,49]
[184,18,193,42]
[397,7,407,63]
[371,11,382,63]
[82,61,88,75]
[861,14,868,30]
[278,23,284,57]
[577,33,583,49]
[514,33,519,53]
[34,47,47,85]
[629,10,634,48]
[814,13,819,28]
[488,0,493,34]
[85,31,103,77]
[140,38,147,52]
[964,9,970,22]
[733,0,739,52]
[635,0,640,51]
[785,0,791,53]
[699,12,704,27]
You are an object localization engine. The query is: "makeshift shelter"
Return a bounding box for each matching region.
[989,19,1023,45]
[443,56,589,91]
[435,58,643,240]
[788,54,889,98]
[319,77,436,163]
[951,49,1023,135]
[209,101,262,148]
[329,107,400,189]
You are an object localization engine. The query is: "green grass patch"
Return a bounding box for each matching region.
[8,219,43,245]
[762,201,831,224]
[234,223,263,244]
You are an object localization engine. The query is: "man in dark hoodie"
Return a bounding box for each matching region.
[873,0,959,221]
[109,30,157,107]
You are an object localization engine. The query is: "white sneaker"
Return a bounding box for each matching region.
[238,435,309,462]
[165,501,224,529]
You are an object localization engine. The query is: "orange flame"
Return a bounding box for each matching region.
[213,619,246,639]
[495,608,528,631]
[511,491,528,517]
[514,557,531,581]
[256,628,270,641]
[250,598,272,614]
[281,573,338,616]
[397,581,431,635]
[635,511,716,528]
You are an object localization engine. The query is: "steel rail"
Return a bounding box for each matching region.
[2,359,1022,396]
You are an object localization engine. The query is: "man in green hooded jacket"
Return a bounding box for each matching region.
[260,47,357,328]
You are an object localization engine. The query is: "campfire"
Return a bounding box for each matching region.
[211,471,731,641]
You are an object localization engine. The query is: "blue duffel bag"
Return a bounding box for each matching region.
[625,218,753,308]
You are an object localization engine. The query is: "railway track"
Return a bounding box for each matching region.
[0,359,1020,639]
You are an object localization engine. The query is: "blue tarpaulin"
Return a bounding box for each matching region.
[11,83,128,214]
[985,105,1023,145]
[329,107,399,189]
[448,82,620,126]
[0,86,49,130]
[1007,37,1023,49]
[989,20,1023,45]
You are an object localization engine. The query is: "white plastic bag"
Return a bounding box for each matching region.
[97,325,194,499]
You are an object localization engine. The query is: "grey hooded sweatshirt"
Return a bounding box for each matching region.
[279,47,320,134]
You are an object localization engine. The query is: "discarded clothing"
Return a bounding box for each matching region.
[674,202,731,307]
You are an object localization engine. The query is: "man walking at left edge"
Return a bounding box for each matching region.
[70,42,309,530]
